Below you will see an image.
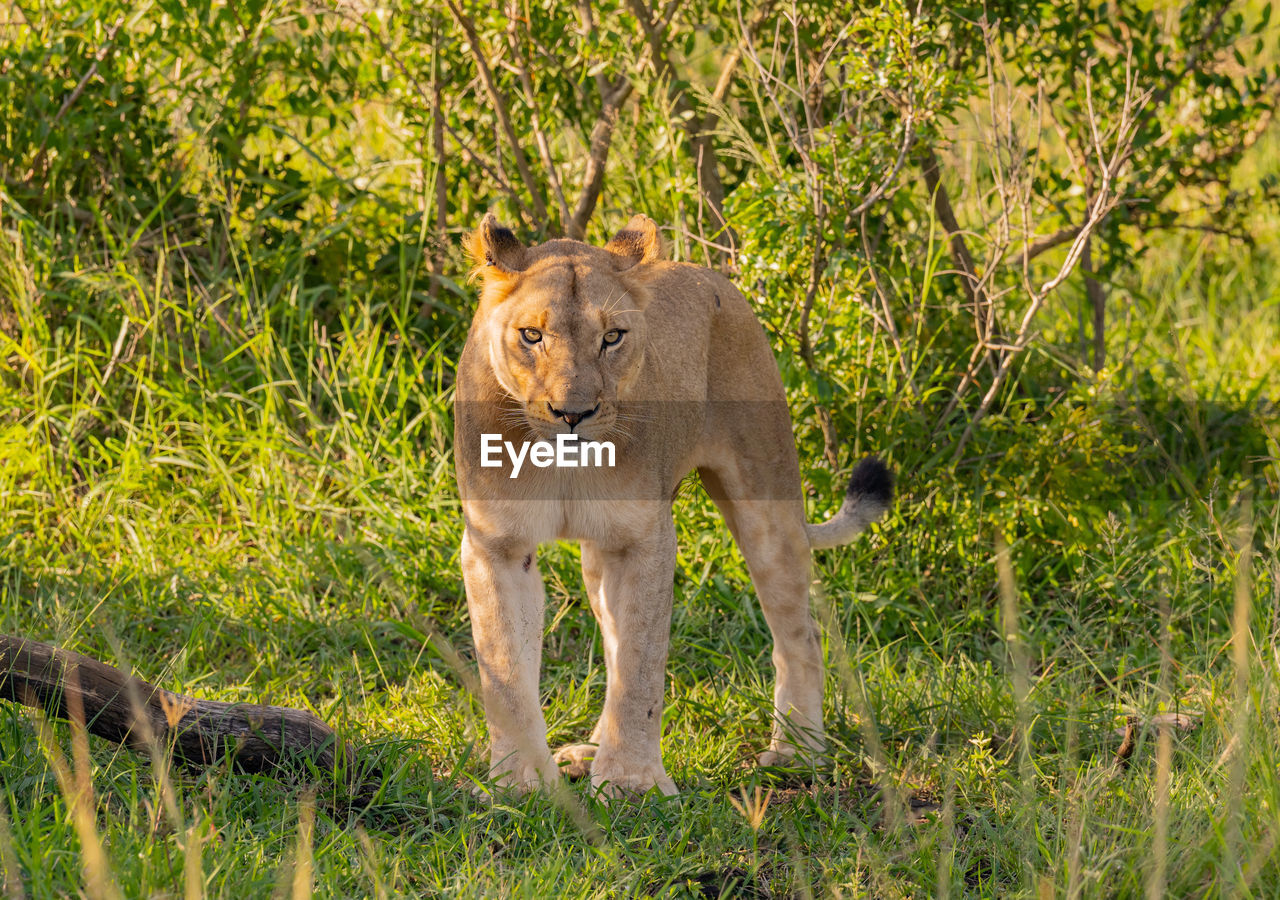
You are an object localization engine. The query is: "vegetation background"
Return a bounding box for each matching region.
[1,0,1278,895]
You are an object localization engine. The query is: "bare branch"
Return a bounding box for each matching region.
[28,13,127,178]
[952,57,1151,459]
[1020,225,1082,264]
[919,146,992,334]
[506,0,571,229]
[324,4,536,223]
[568,79,634,240]
[444,0,549,225]
[1082,236,1107,369]
[427,17,449,307]
[859,208,920,401]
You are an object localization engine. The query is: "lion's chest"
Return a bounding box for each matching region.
[462,466,675,549]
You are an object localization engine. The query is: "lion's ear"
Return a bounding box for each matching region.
[464,213,529,279]
[604,214,664,270]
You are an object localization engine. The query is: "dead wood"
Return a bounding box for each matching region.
[0,634,353,779]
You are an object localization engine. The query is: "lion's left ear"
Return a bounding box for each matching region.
[604,214,664,270]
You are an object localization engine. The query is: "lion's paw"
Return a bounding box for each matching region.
[477,756,560,797]
[756,748,792,767]
[553,743,597,780]
[756,743,831,780]
[589,761,677,798]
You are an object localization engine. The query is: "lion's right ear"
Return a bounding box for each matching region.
[605,214,664,271]
[464,213,529,280]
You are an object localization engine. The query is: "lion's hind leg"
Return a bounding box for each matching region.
[698,462,826,766]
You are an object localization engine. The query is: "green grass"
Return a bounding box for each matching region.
[3,4,1280,895]
[1,189,1278,897]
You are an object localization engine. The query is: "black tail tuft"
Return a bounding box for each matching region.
[846,456,893,508]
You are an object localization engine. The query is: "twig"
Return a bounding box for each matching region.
[918,146,991,336]
[444,0,549,225]
[951,56,1151,460]
[1020,225,1083,265]
[428,12,449,306]
[1082,235,1107,369]
[28,14,127,179]
[505,0,571,231]
[322,3,535,223]
[858,208,919,400]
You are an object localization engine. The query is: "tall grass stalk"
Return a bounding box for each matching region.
[1146,593,1173,900]
[1224,499,1255,890]
[995,534,1033,889]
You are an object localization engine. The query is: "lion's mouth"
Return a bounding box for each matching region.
[524,404,617,441]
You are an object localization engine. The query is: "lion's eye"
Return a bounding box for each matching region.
[602,329,624,348]
[519,327,542,345]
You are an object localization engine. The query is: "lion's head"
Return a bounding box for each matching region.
[464,213,664,441]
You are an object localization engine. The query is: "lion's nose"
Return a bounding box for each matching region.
[548,403,598,428]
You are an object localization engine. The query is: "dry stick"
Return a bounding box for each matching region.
[505,0,571,231]
[428,13,449,307]
[1063,705,1086,900]
[183,819,204,900]
[290,791,316,900]
[784,17,840,470]
[1016,4,1237,271]
[568,79,634,241]
[320,3,535,224]
[950,61,1149,461]
[686,0,781,259]
[935,30,1041,432]
[0,635,354,780]
[0,807,21,900]
[739,7,890,461]
[858,209,920,401]
[1146,592,1174,900]
[1021,225,1083,267]
[444,0,549,226]
[813,112,917,395]
[27,13,127,179]
[1225,500,1254,889]
[797,191,825,371]
[438,122,536,224]
[1082,236,1108,370]
[978,26,1027,348]
[627,0,773,263]
[995,536,1034,889]
[691,44,748,251]
[945,10,1235,434]
[563,0,641,240]
[918,145,1003,360]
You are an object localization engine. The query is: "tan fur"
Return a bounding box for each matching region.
[454,213,887,796]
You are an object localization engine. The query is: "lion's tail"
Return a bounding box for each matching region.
[805,456,894,550]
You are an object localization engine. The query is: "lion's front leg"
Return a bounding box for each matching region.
[461,528,558,792]
[587,521,679,797]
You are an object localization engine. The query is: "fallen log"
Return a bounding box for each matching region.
[0,634,354,779]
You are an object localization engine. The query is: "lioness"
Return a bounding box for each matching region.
[455,213,891,796]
